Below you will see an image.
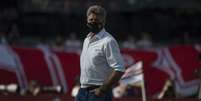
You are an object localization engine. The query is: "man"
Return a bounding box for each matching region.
[76,5,125,101]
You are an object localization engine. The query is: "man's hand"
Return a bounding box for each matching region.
[94,88,104,96]
[89,88,104,96]
[90,70,124,96]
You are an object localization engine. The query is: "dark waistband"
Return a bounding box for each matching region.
[81,85,100,91]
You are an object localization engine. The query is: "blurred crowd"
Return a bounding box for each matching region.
[0,29,199,54]
[0,0,201,49]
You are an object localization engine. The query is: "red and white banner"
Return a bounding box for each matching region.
[162,45,201,96]
[121,48,169,95]
[0,45,200,97]
[0,45,27,89]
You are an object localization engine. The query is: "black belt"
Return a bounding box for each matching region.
[83,85,100,91]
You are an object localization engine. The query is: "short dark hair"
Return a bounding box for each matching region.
[86,5,107,20]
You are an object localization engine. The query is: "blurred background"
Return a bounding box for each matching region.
[0,0,201,101]
[0,0,201,47]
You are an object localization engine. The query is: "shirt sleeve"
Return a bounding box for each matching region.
[104,38,125,72]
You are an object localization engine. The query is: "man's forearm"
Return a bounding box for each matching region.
[99,70,124,92]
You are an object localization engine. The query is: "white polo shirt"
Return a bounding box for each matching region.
[80,28,125,87]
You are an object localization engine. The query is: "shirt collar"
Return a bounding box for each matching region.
[87,28,106,40]
[94,28,106,39]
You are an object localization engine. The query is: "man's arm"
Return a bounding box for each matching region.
[95,70,124,96]
[94,38,125,96]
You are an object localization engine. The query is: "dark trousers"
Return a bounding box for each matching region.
[75,88,112,101]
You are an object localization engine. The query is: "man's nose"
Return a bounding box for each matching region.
[91,19,97,23]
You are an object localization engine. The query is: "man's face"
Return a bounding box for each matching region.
[87,13,103,24]
[86,13,104,33]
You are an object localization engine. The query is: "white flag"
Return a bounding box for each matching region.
[120,61,143,86]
